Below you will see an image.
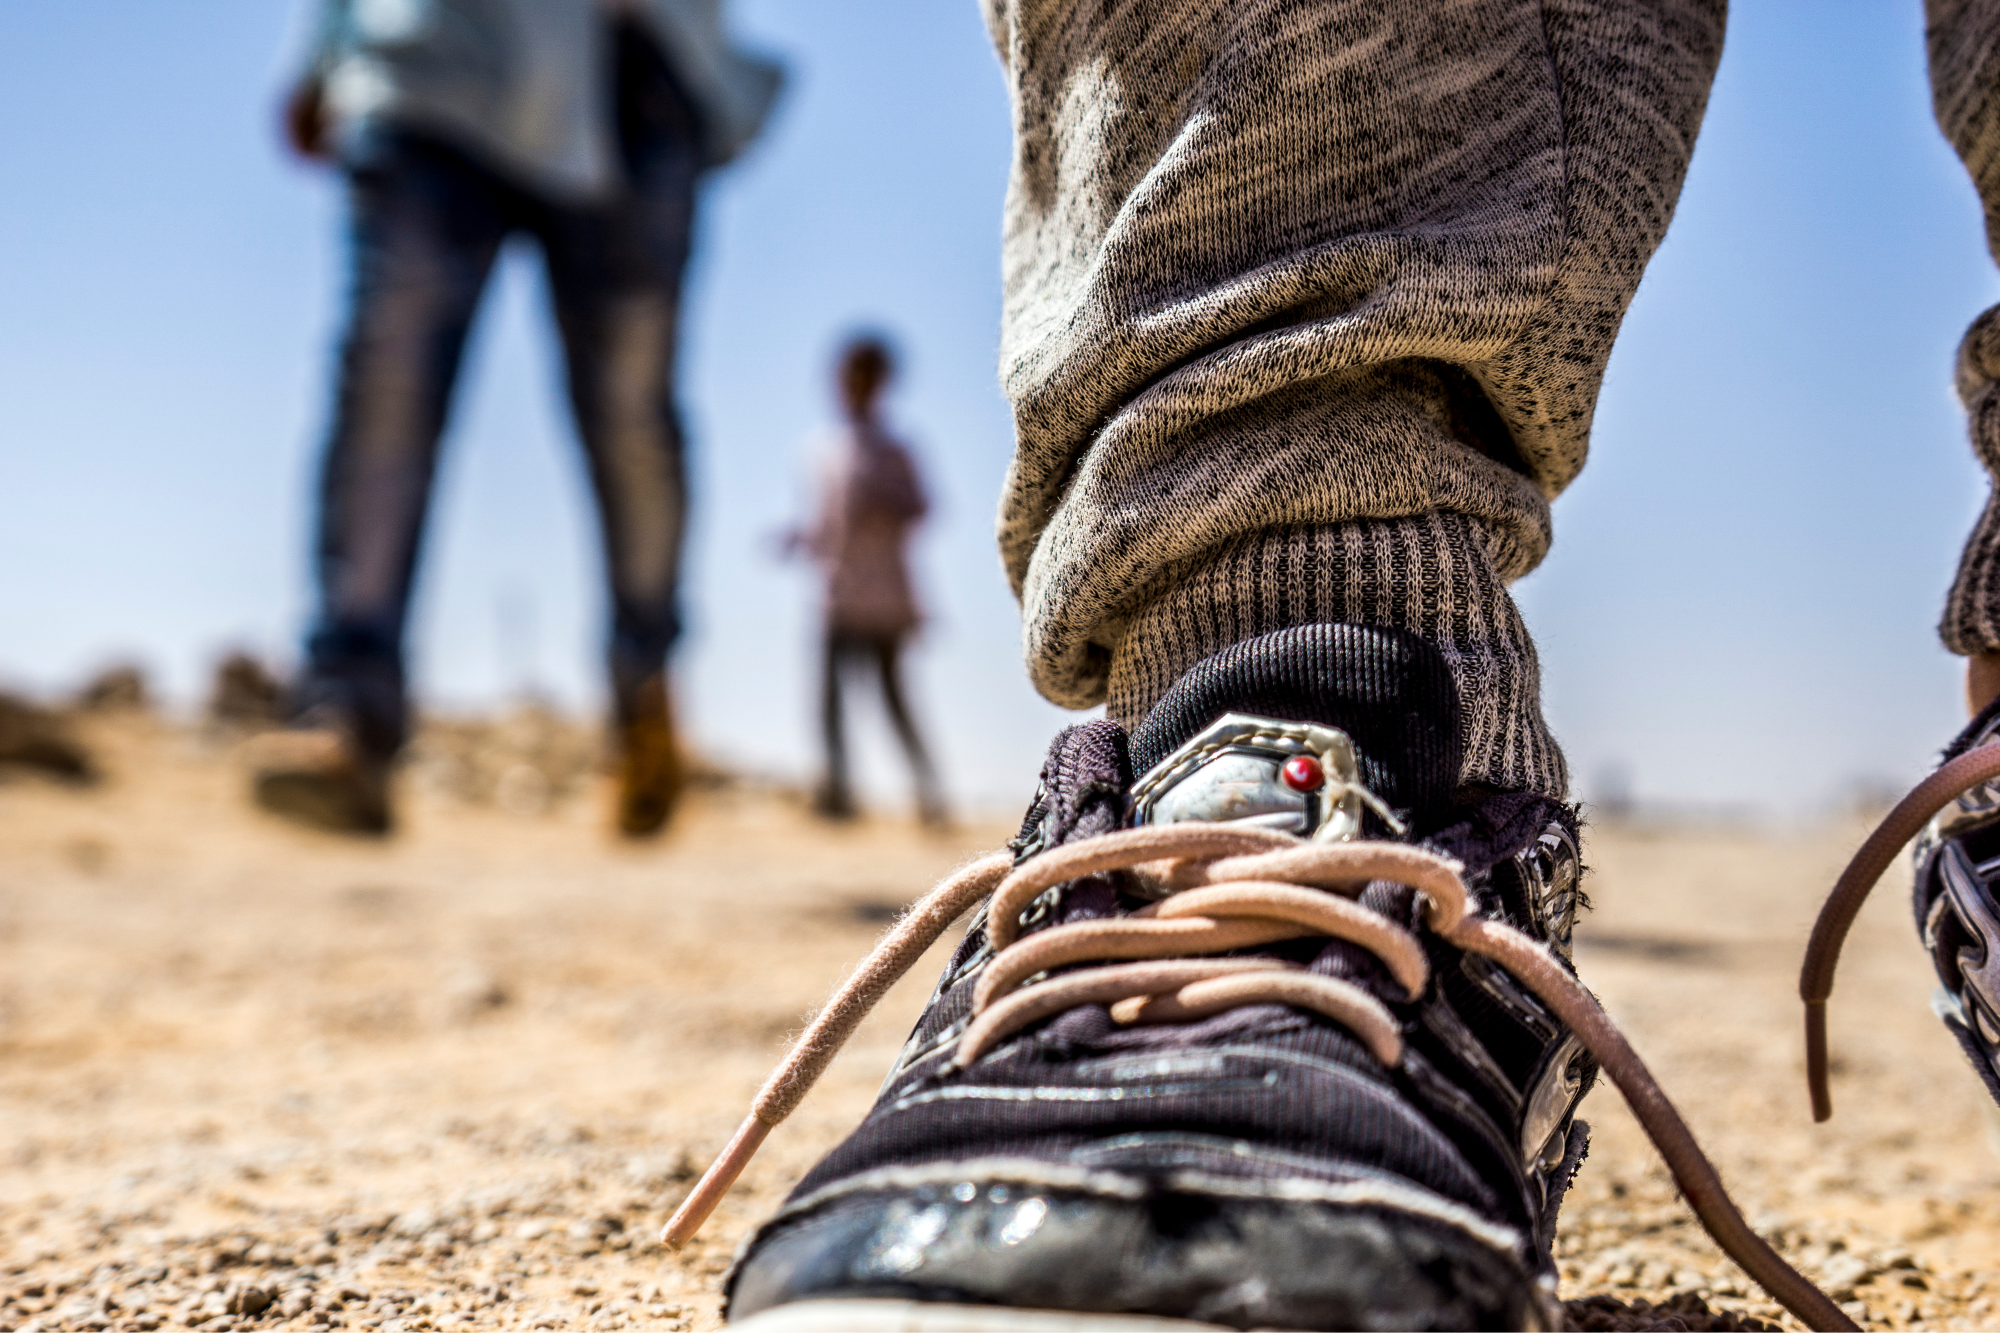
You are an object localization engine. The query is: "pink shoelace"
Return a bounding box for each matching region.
[664,822,1855,1331]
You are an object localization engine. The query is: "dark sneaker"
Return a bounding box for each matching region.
[1912,703,2000,1106]
[616,674,685,839]
[720,626,1599,1330]
[1807,697,2000,1119]
[249,718,392,835]
[1799,691,2000,1129]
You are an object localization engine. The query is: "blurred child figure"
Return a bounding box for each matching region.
[256,0,778,838]
[795,337,946,826]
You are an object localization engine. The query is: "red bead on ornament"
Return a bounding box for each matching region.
[1280,754,1323,792]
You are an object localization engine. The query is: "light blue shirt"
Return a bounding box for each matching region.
[303,0,782,200]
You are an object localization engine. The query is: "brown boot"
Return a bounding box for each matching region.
[616,676,684,838]
[249,726,392,835]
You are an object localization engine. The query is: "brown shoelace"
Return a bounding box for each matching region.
[1801,741,2000,1121]
[665,823,1854,1331]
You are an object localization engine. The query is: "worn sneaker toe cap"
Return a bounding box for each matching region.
[727,1184,1540,1332]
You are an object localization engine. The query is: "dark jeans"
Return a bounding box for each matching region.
[301,28,700,757]
[820,631,941,815]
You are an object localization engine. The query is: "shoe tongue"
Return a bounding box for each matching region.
[1126,624,1463,820]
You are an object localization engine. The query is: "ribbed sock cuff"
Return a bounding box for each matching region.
[1943,490,2000,657]
[1105,514,1568,799]
[1942,306,2000,656]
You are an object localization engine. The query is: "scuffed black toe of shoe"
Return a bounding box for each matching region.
[727,1186,1539,1332]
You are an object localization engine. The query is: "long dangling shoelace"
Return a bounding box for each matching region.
[1801,742,2000,1121]
[663,823,1855,1332]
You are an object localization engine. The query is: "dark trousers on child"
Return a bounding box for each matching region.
[818,630,943,823]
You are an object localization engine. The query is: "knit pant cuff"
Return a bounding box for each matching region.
[1105,515,1568,799]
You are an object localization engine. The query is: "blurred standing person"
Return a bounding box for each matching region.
[796,337,946,827]
[256,0,780,837]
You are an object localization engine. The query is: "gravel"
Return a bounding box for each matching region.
[9,716,2000,1330]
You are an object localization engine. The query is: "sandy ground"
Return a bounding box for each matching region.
[6,712,2000,1332]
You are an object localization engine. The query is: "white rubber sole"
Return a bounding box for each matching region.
[730,1299,1232,1331]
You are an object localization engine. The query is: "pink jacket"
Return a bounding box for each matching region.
[804,422,928,636]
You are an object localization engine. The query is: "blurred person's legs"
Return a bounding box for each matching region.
[538,18,701,838]
[261,132,511,835]
[813,631,946,825]
[724,4,1743,1330]
[267,23,705,840]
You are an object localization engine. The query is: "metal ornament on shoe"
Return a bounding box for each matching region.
[1128,713,1406,842]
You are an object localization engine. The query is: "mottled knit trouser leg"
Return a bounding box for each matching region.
[1928,3,2000,655]
[984,0,1726,797]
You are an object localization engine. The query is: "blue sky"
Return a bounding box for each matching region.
[0,2,1992,817]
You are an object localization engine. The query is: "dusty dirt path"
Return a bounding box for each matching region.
[5,715,2000,1331]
